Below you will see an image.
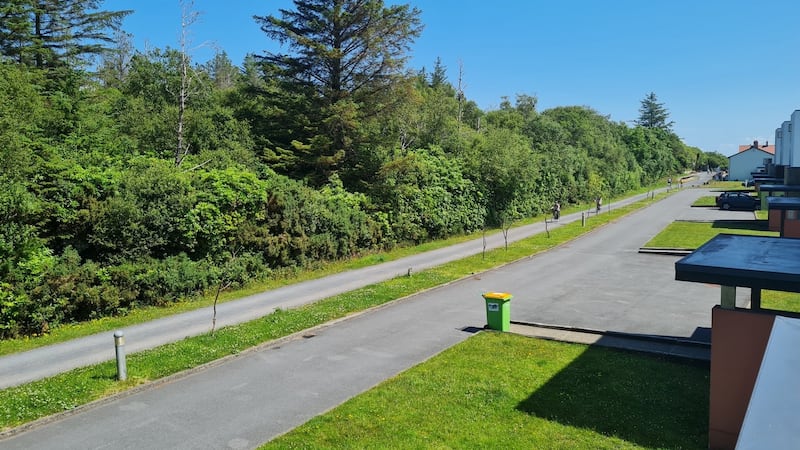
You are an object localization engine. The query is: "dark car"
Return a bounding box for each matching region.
[715,192,759,210]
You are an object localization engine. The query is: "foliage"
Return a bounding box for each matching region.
[0,3,702,338]
[254,0,423,184]
[635,91,673,131]
[0,0,131,69]
[700,151,729,170]
[375,146,484,243]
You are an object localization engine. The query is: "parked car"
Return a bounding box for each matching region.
[715,192,759,210]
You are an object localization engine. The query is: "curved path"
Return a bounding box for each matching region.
[3,176,754,449]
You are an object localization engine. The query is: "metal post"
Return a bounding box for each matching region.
[581,212,585,226]
[114,330,127,381]
[720,286,736,310]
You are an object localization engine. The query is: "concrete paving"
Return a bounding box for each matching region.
[1,177,746,449]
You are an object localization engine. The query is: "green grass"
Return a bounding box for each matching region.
[762,290,800,312]
[697,180,750,190]
[644,220,776,249]
[263,333,709,449]
[0,194,665,431]
[692,196,718,207]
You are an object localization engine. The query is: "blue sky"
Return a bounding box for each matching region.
[104,0,800,155]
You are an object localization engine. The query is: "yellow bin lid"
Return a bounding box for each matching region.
[482,292,512,301]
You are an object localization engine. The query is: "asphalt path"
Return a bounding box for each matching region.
[0,182,681,390]
[1,175,759,449]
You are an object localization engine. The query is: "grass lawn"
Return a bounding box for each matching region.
[691,196,718,207]
[644,220,776,250]
[697,180,751,191]
[263,332,710,449]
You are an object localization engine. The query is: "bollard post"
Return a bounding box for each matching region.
[114,330,127,381]
[581,212,585,227]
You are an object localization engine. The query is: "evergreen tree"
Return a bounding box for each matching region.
[0,0,131,68]
[635,92,673,131]
[430,56,447,89]
[254,0,423,184]
[204,51,238,90]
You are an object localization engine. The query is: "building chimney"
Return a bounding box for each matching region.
[753,140,759,149]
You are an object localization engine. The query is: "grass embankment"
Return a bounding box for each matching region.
[0,193,666,431]
[645,220,799,312]
[263,333,709,449]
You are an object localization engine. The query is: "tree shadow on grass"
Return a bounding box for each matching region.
[517,345,709,449]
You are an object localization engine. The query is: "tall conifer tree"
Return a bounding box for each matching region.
[635,92,674,132]
[254,0,423,184]
[0,0,131,68]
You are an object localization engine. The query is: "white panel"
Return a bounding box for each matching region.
[736,316,800,449]
[792,111,800,167]
[782,120,792,166]
[775,127,783,165]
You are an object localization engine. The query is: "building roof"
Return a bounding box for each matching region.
[729,146,774,159]
[739,144,775,155]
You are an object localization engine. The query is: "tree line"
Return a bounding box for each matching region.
[0,0,727,338]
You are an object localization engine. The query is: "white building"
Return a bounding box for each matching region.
[728,141,774,181]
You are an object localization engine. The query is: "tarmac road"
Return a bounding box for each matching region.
[2,177,754,449]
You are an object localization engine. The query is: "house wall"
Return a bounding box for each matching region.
[784,120,793,167]
[768,209,781,231]
[793,110,800,167]
[776,126,785,166]
[709,307,775,450]
[728,149,773,181]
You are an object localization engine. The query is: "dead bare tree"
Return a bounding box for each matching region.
[456,59,465,126]
[174,0,200,167]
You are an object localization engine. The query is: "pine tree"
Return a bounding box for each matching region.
[635,92,673,131]
[430,56,447,89]
[254,0,423,184]
[0,0,131,68]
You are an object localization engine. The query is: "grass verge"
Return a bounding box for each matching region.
[692,196,718,207]
[0,194,662,431]
[262,333,710,449]
[644,220,776,249]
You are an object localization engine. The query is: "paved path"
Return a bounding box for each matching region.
[3,176,751,449]
[0,183,680,389]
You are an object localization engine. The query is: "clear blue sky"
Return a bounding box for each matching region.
[105,0,800,155]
